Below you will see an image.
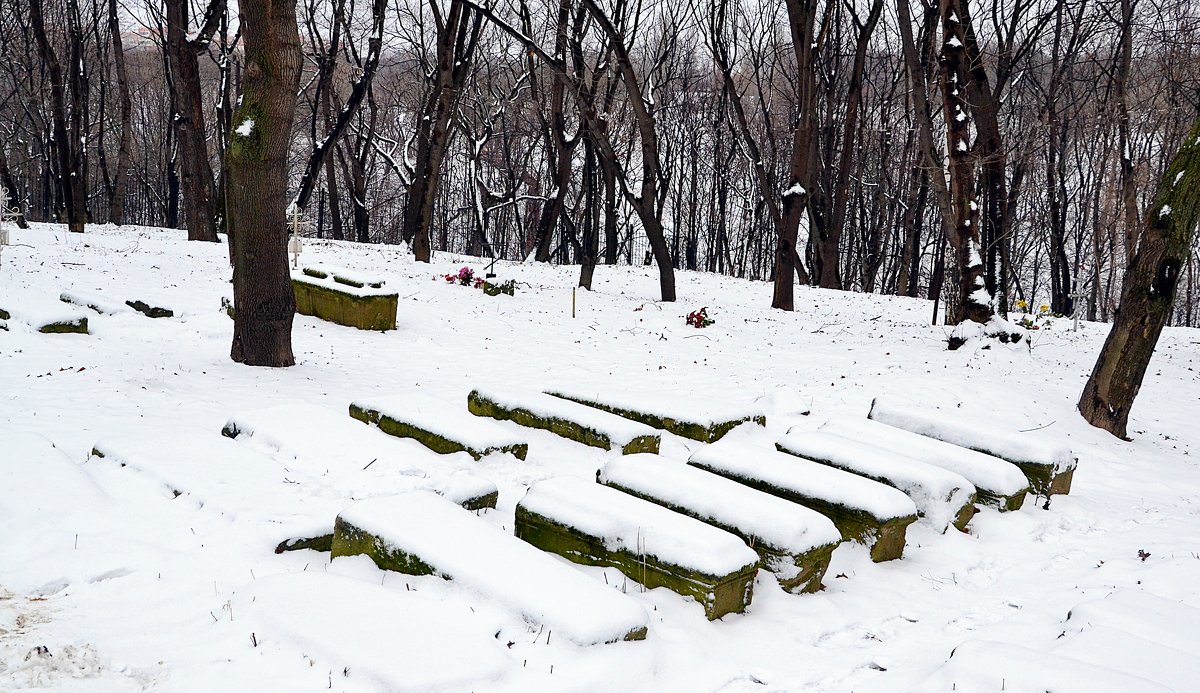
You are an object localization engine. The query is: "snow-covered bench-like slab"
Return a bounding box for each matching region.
[915,640,1171,693]
[543,387,764,442]
[516,477,760,620]
[350,393,529,461]
[0,293,88,334]
[292,264,398,331]
[1054,626,1200,693]
[688,439,917,562]
[468,388,660,454]
[868,398,1078,496]
[1063,589,1200,654]
[222,403,498,511]
[91,430,339,550]
[821,417,1029,512]
[59,289,131,315]
[776,429,977,533]
[598,455,841,593]
[243,572,511,690]
[332,492,649,645]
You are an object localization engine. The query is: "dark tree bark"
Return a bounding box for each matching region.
[108,0,133,225]
[228,0,303,367]
[1079,116,1200,438]
[164,0,224,242]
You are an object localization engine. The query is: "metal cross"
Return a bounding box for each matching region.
[1069,272,1089,332]
[288,205,303,269]
[0,187,20,268]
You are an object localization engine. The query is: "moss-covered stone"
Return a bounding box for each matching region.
[515,504,755,620]
[1014,461,1074,497]
[350,403,529,461]
[221,296,235,320]
[0,308,9,320]
[977,487,1027,512]
[688,459,916,562]
[468,390,659,454]
[125,300,174,318]
[546,391,764,443]
[39,316,88,334]
[331,515,438,575]
[292,278,397,331]
[600,478,837,593]
[275,533,333,554]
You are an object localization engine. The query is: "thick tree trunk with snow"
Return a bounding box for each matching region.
[227,0,303,367]
[107,0,134,226]
[1079,116,1200,439]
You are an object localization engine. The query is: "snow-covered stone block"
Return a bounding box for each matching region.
[468,388,660,454]
[59,289,131,315]
[821,417,1029,511]
[0,292,88,334]
[916,640,1171,693]
[688,438,918,562]
[124,298,174,318]
[516,477,760,620]
[350,393,529,461]
[1063,590,1200,654]
[598,455,841,593]
[776,429,977,533]
[544,386,764,442]
[222,403,498,510]
[292,265,397,331]
[331,492,649,645]
[1053,626,1200,693]
[868,398,1078,496]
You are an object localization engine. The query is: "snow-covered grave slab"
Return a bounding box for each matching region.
[90,430,340,550]
[821,417,1029,512]
[868,397,1078,496]
[687,438,917,562]
[350,393,529,461]
[332,492,650,644]
[2,429,109,523]
[59,289,131,315]
[598,455,841,593]
[1053,626,1200,693]
[468,387,660,454]
[0,289,88,333]
[543,386,764,442]
[516,476,760,620]
[222,403,498,510]
[243,572,511,690]
[914,640,1171,693]
[1063,589,1200,654]
[292,264,398,331]
[776,429,977,533]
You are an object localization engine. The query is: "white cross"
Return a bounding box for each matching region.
[288,205,303,269]
[0,187,20,268]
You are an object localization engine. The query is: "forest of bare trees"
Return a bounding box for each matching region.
[2,0,1199,326]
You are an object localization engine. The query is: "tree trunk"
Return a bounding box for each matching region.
[108,0,134,225]
[228,0,303,367]
[1079,116,1200,438]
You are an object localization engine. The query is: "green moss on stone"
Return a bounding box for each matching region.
[275,533,334,554]
[0,308,9,320]
[688,459,916,562]
[1013,460,1074,497]
[600,478,838,593]
[350,403,529,461]
[976,487,1027,513]
[292,278,397,331]
[547,391,764,443]
[39,317,88,334]
[460,489,498,511]
[515,504,755,620]
[331,515,437,575]
[468,390,660,455]
[125,300,174,318]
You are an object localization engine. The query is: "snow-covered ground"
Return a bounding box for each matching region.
[2,222,1199,692]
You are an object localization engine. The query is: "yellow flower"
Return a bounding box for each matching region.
[1039,304,1050,314]
[1016,299,1028,310]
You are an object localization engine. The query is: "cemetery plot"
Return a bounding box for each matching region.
[598,454,841,593]
[688,438,918,562]
[292,264,398,331]
[59,289,131,315]
[468,388,660,454]
[244,573,511,691]
[0,289,88,333]
[820,417,1029,511]
[868,397,1078,496]
[515,477,760,620]
[775,429,978,533]
[222,403,499,510]
[350,393,529,460]
[543,386,764,442]
[914,640,1171,693]
[332,492,650,645]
